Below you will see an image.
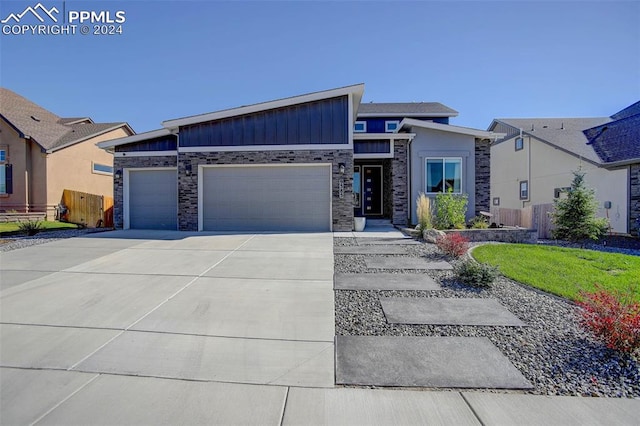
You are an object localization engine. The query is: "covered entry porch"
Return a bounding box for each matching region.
[352,133,413,226]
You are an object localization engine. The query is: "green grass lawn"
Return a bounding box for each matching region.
[471,244,640,303]
[0,221,78,234]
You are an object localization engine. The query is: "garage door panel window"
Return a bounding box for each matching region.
[426,158,462,194]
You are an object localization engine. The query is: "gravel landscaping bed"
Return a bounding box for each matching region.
[0,228,105,252]
[334,237,640,398]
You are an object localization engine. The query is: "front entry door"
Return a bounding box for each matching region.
[362,165,383,215]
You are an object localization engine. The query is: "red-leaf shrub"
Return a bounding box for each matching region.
[578,286,640,355]
[435,233,469,258]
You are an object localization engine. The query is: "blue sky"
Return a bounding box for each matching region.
[1,0,638,132]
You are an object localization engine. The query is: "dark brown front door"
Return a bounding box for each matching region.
[362,165,383,215]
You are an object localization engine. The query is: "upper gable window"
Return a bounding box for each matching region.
[385,121,400,133]
[354,121,367,133]
[515,137,524,151]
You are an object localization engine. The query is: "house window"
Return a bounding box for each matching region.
[520,180,529,200]
[493,197,500,206]
[425,158,462,194]
[354,121,367,133]
[353,166,361,207]
[92,162,113,175]
[385,121,400,132]
[0,148,7,194]
[515,137,524,151]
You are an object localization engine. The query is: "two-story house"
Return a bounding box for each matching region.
[98,84,501,232]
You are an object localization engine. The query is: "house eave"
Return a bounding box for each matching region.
[97,128,171,150]
[162,84,365,129]
[399,118,505,140]
[353,132,415,140]
[48,123,135,154]
[357,112,458,118]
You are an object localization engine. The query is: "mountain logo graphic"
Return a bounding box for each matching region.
[1,3,59,24]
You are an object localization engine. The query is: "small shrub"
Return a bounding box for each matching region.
[469,216,489,229]
[18,220,43,236]
[455,260,499,287]
[416,192,433,231]
[578,286,640,356]
[434,190,468,230]
[436,233,469,257]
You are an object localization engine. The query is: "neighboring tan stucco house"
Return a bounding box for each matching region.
[488,101,640,235]
[98,84,501,232]
[0,88,133,219]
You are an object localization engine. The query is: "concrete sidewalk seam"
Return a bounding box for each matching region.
[278,387,290,426]
[28,373,101,426]
[461,392,486,426]
[126,328,335,344]
[66,235,258,371]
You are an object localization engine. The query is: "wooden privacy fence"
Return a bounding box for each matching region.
[60,189,113,228]
[490,203,555,239]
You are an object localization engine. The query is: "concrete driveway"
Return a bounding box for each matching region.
[0,230,335,424]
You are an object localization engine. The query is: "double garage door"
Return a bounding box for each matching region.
[127,165,331,232]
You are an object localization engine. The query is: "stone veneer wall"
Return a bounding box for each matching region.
[392,140,409,226]
[178,150,354,231]
[631,163,640,237]
[475,139,491,216]
[112,155,178,229]
[444,228,538,244]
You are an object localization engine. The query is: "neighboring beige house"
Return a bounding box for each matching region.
[488,101,639,235]
[0,88,133,219]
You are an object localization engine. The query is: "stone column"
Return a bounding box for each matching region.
[392,140,409,226]
[475,139,491,216]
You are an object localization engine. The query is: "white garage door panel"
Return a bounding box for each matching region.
[202,166,330,231]
[128,169,177,230]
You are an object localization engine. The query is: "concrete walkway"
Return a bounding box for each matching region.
[1,230,638,425]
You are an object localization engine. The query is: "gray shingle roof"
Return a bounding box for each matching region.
[0,88,130,151]
[584,107,640,164]
[57,117,93,125]
[357,102,458,117]
[493,117,611,164]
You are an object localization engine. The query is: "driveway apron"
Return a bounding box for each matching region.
[1,230,335,423]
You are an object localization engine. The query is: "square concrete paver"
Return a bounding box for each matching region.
[283,387,480,426]
[334,246,407,255]
[36,374,287,426]
[75,330,334,387]
[205,250,333,280]
[0,368,99,426]
[132,276,334,341]
[336,336,532,389]
[0,272,193,329]
[334,273,441,291]
[380,298,525,326]
[365,257,453,270]
[356,238,421,245]
[0,324,121,370]
[463,392,640,426]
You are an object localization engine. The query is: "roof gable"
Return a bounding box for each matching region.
[491,117,610,164]
[585,105,640,164]
[0,88,132,152]
[610,101,640,121]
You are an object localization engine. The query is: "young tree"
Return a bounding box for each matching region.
[551,170,609,242]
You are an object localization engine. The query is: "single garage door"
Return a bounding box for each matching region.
[202,165,331,231]
[128,169,177,230]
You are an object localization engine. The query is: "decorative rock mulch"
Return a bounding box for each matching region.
[334,237,640,398]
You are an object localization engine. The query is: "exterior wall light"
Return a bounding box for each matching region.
[185,164,192,176]
[338,163,345,174]
[115,169,122,179]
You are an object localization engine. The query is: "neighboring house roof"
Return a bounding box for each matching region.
[584,103,640,165]
[357,102,458,118]
[162,84,365,129]
[489,117,611,164]
[0,87,133,153]
[399,118,504,140]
